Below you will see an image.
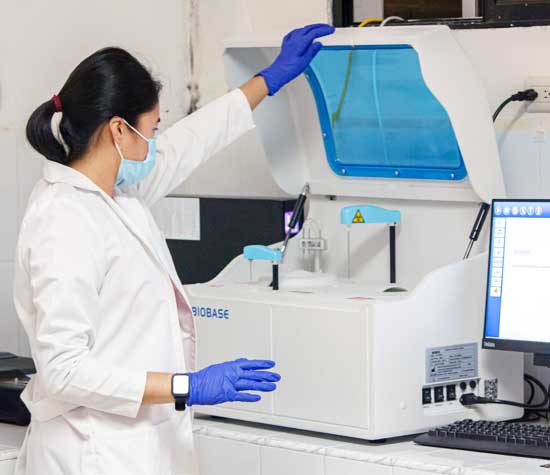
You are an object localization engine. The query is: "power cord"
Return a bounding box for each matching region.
[493,89,538,122]
[459,373,550,410]
[525,373,548,400]
[525,378,536,405]
[460,389,550,409]
[525,373,550,420]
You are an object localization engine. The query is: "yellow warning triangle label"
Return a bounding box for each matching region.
[352,210,365,223]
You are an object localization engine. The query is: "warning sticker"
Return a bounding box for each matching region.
[352,210,365,223]
[426,343,478,384]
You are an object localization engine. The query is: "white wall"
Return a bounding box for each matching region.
[354,0,384,21]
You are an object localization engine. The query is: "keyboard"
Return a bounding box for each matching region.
[414,419,550,459]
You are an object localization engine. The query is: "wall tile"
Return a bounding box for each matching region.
[261,446,324,475]
[196,435,260,475]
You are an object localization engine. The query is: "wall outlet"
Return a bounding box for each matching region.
[526,77,550,113]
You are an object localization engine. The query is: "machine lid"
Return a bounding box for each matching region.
[223,26,505,203]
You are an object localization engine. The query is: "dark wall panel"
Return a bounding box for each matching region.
[167,198,295,285]
[384,0,462,18]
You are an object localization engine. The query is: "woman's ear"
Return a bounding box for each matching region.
[108,116,125,144]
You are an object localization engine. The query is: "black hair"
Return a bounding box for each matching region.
[26,47,162,165]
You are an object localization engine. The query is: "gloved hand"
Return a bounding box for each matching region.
[187,358,281,406]
[258,23,335,96]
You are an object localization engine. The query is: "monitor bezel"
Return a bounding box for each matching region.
[482,198,550,355]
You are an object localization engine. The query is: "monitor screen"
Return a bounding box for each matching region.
[483,200,550,354]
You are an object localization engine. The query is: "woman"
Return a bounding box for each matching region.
[13,23,335,475]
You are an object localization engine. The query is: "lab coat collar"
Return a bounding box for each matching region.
[43,160,106,193]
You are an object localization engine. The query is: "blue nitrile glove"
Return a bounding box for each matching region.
[187,358,281,406]
[257,23,336,96]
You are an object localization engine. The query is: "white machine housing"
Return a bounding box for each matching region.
[186,26,524,440]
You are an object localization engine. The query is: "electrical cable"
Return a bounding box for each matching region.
[524,373,549,401]
[524,374,550,420]
[380,16,404,26]
[525,378,535,406]
[460,393,548,409]
[460,381,550,409]
[493,89,538,122]
[357,17,383,28]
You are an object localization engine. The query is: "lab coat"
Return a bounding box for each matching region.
[12,88,255,475]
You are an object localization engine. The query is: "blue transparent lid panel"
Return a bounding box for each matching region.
[306,45,466,180]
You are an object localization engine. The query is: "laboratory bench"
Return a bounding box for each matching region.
[1,415,549,474]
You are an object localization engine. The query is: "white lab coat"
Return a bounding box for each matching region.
[12,89,255,475]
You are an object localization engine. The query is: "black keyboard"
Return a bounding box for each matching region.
[415,419,550,459]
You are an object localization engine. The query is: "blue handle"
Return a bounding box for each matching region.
[244,245,282,262]
[341,205,401,225]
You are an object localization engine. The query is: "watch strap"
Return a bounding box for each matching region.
[174,397,187,411]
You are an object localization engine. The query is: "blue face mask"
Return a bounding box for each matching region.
[115,119,157,187]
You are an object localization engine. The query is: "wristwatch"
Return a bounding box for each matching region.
[171,373,190,411]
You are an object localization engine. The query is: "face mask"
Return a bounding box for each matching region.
[115,119,157,187]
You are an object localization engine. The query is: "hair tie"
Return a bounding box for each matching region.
[52,94,63,113]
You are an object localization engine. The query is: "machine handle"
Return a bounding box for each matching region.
[469,203,490,241]
[288,192,307,230]
[244,245,282,262]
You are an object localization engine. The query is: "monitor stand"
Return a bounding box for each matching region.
[534,353,550,367]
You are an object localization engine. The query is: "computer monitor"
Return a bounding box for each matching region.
[483,199,550,364]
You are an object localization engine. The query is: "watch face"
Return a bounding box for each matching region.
[172,375,189,396]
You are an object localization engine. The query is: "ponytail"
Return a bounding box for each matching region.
[26,99,68,164]
[26,47,162,165]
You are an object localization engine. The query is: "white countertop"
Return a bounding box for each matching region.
[2,417,550,474]
[193,416,550,475]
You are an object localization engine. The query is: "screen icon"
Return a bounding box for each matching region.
[504,207,511,215]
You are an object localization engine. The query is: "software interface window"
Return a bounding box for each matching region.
[485,202,550,343]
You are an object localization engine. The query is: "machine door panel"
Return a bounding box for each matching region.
[271,305,368,428]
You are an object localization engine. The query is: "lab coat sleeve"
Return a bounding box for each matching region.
[23,200,147,418]
[137,88,255,206]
